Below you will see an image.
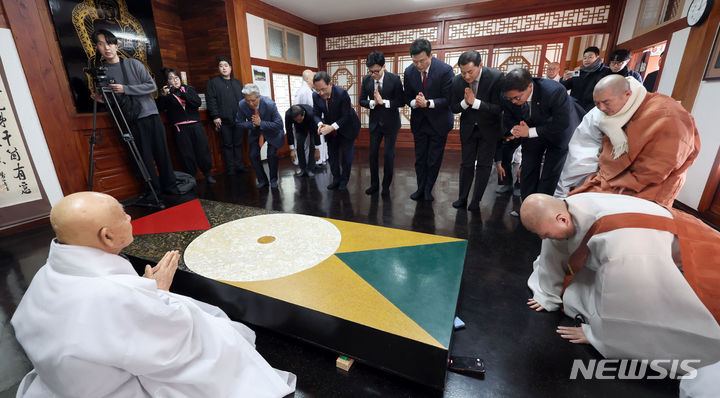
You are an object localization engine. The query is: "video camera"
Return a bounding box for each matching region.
[90,65,114,88]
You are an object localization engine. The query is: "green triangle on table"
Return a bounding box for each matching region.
[335,240,467,349]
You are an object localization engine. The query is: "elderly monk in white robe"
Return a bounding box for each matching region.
[11,192,296,398]
[555,75,700,207]
[521,192,720,372]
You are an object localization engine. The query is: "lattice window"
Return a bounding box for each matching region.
[492,45,543,76]
[325,26,439,51]
[396,55,414,129]
[359,57,396,128]
[447,5,610,40]
[327,59,359,123]
[444,49,491,74]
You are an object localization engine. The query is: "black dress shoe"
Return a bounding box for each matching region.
[424,192,434,201]
[237,166,249,173]
[327,181,340,190]
[206,175,217,184]
[452,199,467,208]
[338,183,347,191]
[270,181,278,189]
[467,201,480,211]
[410,190,423,200]
[256,181,269,189]
[365,186,379,195]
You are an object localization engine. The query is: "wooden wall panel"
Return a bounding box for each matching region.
[152,0,190,75]
[0,2,7,28]
[179,0,233,90]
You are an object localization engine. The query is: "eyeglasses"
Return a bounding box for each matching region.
[504,94,523,102]
[368,69,382,75]
[608,61,626,66]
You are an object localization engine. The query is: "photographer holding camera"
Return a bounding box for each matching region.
[157,68,215,184]
[93,29,176,197]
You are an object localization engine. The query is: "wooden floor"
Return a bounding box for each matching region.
[0,147,679,397]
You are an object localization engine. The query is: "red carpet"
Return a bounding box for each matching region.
[131,199,210,235]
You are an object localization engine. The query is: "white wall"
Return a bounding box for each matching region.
[247,13,267,60]
[657,27,690,96]
[0,29,63,205]
[617,0,641,44]
[245,13,318,68]
[676,81,720,209]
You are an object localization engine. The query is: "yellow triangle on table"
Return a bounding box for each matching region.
[221,255,445,349]
[325,218,462,254]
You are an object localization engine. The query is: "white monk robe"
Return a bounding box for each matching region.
[554,107,603,198]
[11,241,296,398]
[528,193,720,369]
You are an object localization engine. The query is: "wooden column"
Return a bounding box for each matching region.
[225,0,253,86]
[672,7,720,112]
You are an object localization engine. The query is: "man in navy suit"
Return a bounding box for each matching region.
[312,71,361,191]
[235,83,285,189]
[285,104,320,177]
[449,50,504,211]
[403,38,454,201]
[501,68,584,200]
[359,51,405,196]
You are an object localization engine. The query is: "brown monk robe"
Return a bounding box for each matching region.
[571,83,700,208]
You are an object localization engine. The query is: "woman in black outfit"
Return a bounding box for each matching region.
[157,68,215,183]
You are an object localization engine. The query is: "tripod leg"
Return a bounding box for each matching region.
[102,88,163,207]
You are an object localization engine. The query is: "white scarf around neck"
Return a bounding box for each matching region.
[596,76,647,159]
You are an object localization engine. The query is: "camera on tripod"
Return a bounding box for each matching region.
[90,65,114,88]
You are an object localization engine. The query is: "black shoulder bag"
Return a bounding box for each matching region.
[115,58,143,122]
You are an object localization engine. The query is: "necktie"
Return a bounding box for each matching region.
[470,81,478,97]
[521,102,530,121]
[326,97,337,136]
[422,71,427,91]
[253,108,260,129]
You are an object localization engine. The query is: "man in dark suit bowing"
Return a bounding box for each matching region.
[403,38,454,202]
[501,68,584,200]
[358,51,405,196]
[449,50,504,211]
[285,104,320,177]
[312,71,361,191]
[235,83,286,189]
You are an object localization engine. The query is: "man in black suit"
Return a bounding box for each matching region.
[285,104,320,177]
[501,68,584,200]
[403,38,454,202]
[312,71,361,191]
[449,50,504,210]
[358,51,404,196]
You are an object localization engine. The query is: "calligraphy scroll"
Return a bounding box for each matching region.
[0,62,43,208]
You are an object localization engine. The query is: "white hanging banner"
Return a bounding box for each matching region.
[0,60,42,208]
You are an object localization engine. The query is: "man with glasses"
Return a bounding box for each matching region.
[403,38,454,202]
[358,51,404,196]
[607,49,642,83]
[312,71,361,191]
[501,68,584,200]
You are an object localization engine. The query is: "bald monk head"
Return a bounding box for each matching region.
[593,74,632,116]
[50,192,133,255]
[520,194,575,239]
[302,69,315,86]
